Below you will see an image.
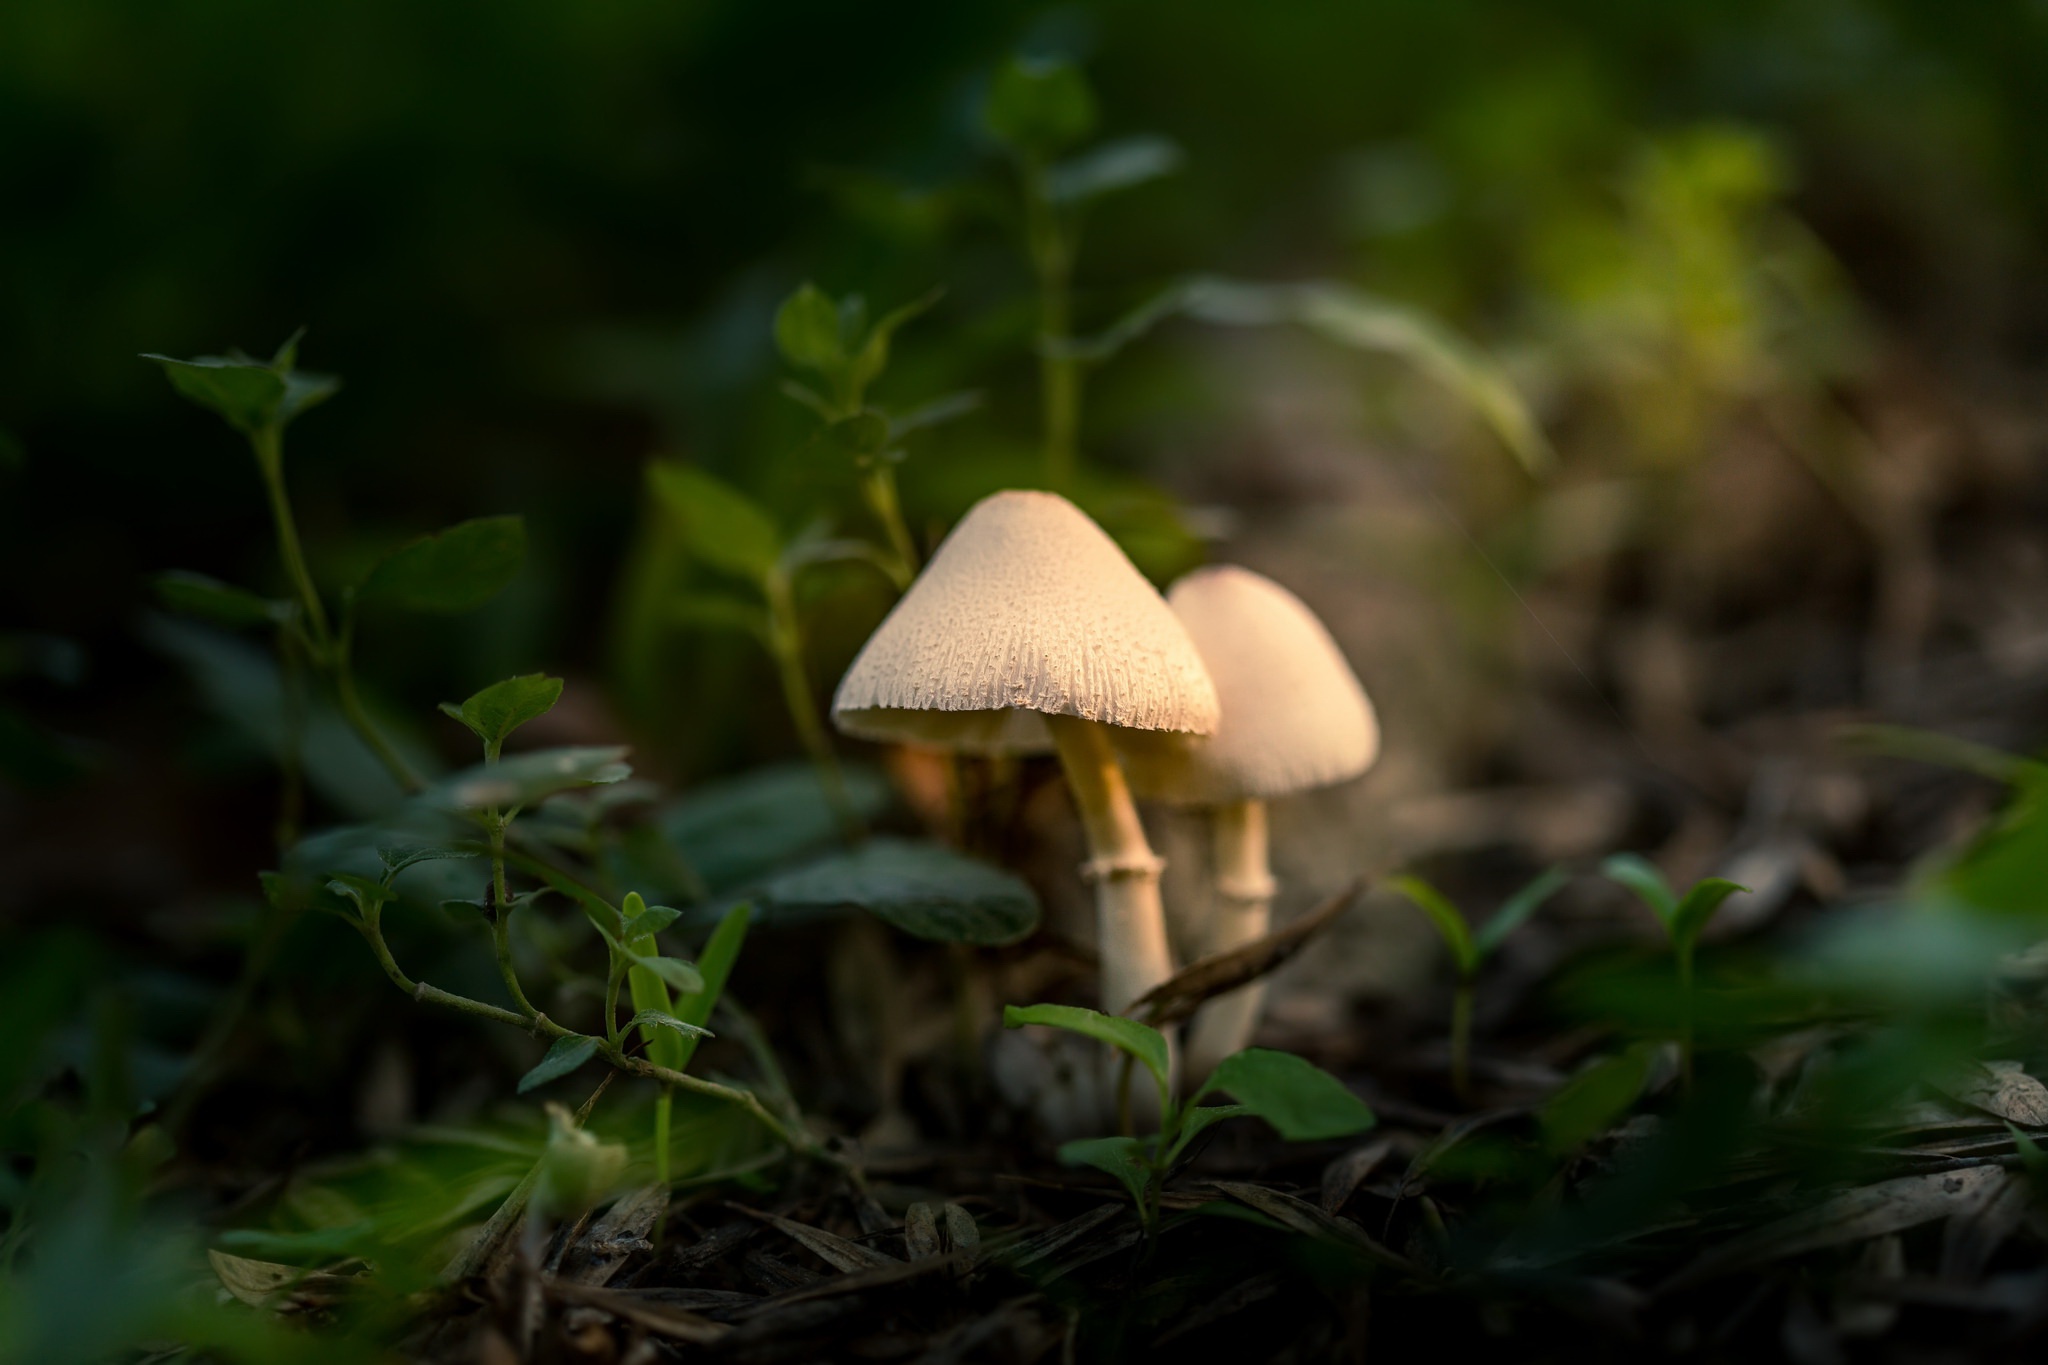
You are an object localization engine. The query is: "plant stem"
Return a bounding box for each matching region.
[859,465,919,590]
[333,605,422,792]
[1450,979,1475,1103]
[1676,945,1696,1091]
[353,871,857,1181]
[250,424,331,649]
[764,569,859,839]
[274,625,308,849]
[1020,158,1080,488]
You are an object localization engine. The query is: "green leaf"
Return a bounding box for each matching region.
[773,282,846,373]
[657,763,891,895]
[749,837,1039,945]
[1474,865,1571,957]
[1057,1135,1152,1207]
[1670,877,1750,955]
[1200,1049,1376,1142]
[635,900,749,1075]
[1165,1104,1253,1165]
[144,354,287,434]
[1602,853,1678,929]
[153,571,286,629]
[983,56,1097,156]
[357,516,527,613]
[377,846,476,879]
[1004,1003,1171,1106]
[144,339,338,434]
[414,746,631,812]
[623,902,683,937]
[1057,277,1551,474]
[844,288,942,399]
[518,1036,600,1094]
[1046,134,1182,204]
[623,1010,713,1041]
[1388,875,1477,977]
[438,673,563,751]
[1539,1042,1657,1155]
[630,954,704,995]
[324,873,391,920]
[647,463,781,581]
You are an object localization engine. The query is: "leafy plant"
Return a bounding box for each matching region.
[1391,867,1569,1100]
[1601,855,1749,1084]
[1003,1003,1374,1230]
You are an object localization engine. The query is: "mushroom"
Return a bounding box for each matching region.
[832,489,1219,1017]
[1118,565,1379,1078]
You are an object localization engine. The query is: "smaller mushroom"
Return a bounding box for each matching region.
[1118,565,1379,1079]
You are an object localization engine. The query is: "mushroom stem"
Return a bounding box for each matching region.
[1185,798,1279,1080]
[1046,715,1175,1018]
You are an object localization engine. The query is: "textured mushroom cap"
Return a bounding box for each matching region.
[1118,565,1379,804]
[832,490,1220,754]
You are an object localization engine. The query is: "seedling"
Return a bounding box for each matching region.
[1601,854,1749,1084]
[1391,866,1570,1100]
[1004,1003,1375,1232]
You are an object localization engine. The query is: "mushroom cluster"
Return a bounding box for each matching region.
[831,490,1377,1085]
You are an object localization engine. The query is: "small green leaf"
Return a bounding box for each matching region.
[154,571,287,629]
[1602,854,1678,929]
[634,899,749,1074]
[844,288,941,399]
[623,1009,713,1041]
[623,902,683,937]
[749,838,1039,945]
[1200,1049,1376,1142]
[1388,875,1477,977]
[357,516,527,613]
[1046,134,1182,204]
[144,353,288,434]
[1670,877,1750,956]
[774,283,847,374]
[415,746,631,812]
[324,873,391,920]
[1165,1104,1253,1165]
[439,673,564,751]
[631,954,705,995]
[518,1035,600,1094]
[1539,1042,1656,1155]
[377,846,476,879]
[647,464,781,581]
[1004,1003,1170,1107]
[984,56,1097,156]
[1474,865,1571,957]
[1057,1135,1152,1207]
[144,339,338,435]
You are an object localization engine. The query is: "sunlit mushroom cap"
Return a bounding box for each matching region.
[1119,565,1378,804]
[832,490,1220,754]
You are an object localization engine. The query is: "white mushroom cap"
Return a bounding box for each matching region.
[832,490,1220,754]
[1118,565,1379,804]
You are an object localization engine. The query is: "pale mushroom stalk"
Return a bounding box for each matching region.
[1186,798,1280,1070]
[1047,715,1175,1017]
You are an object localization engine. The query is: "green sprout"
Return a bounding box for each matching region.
[1391,867,1569,1101]
[1601,854,1750,1086]
[1003,1003,1374,1233]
